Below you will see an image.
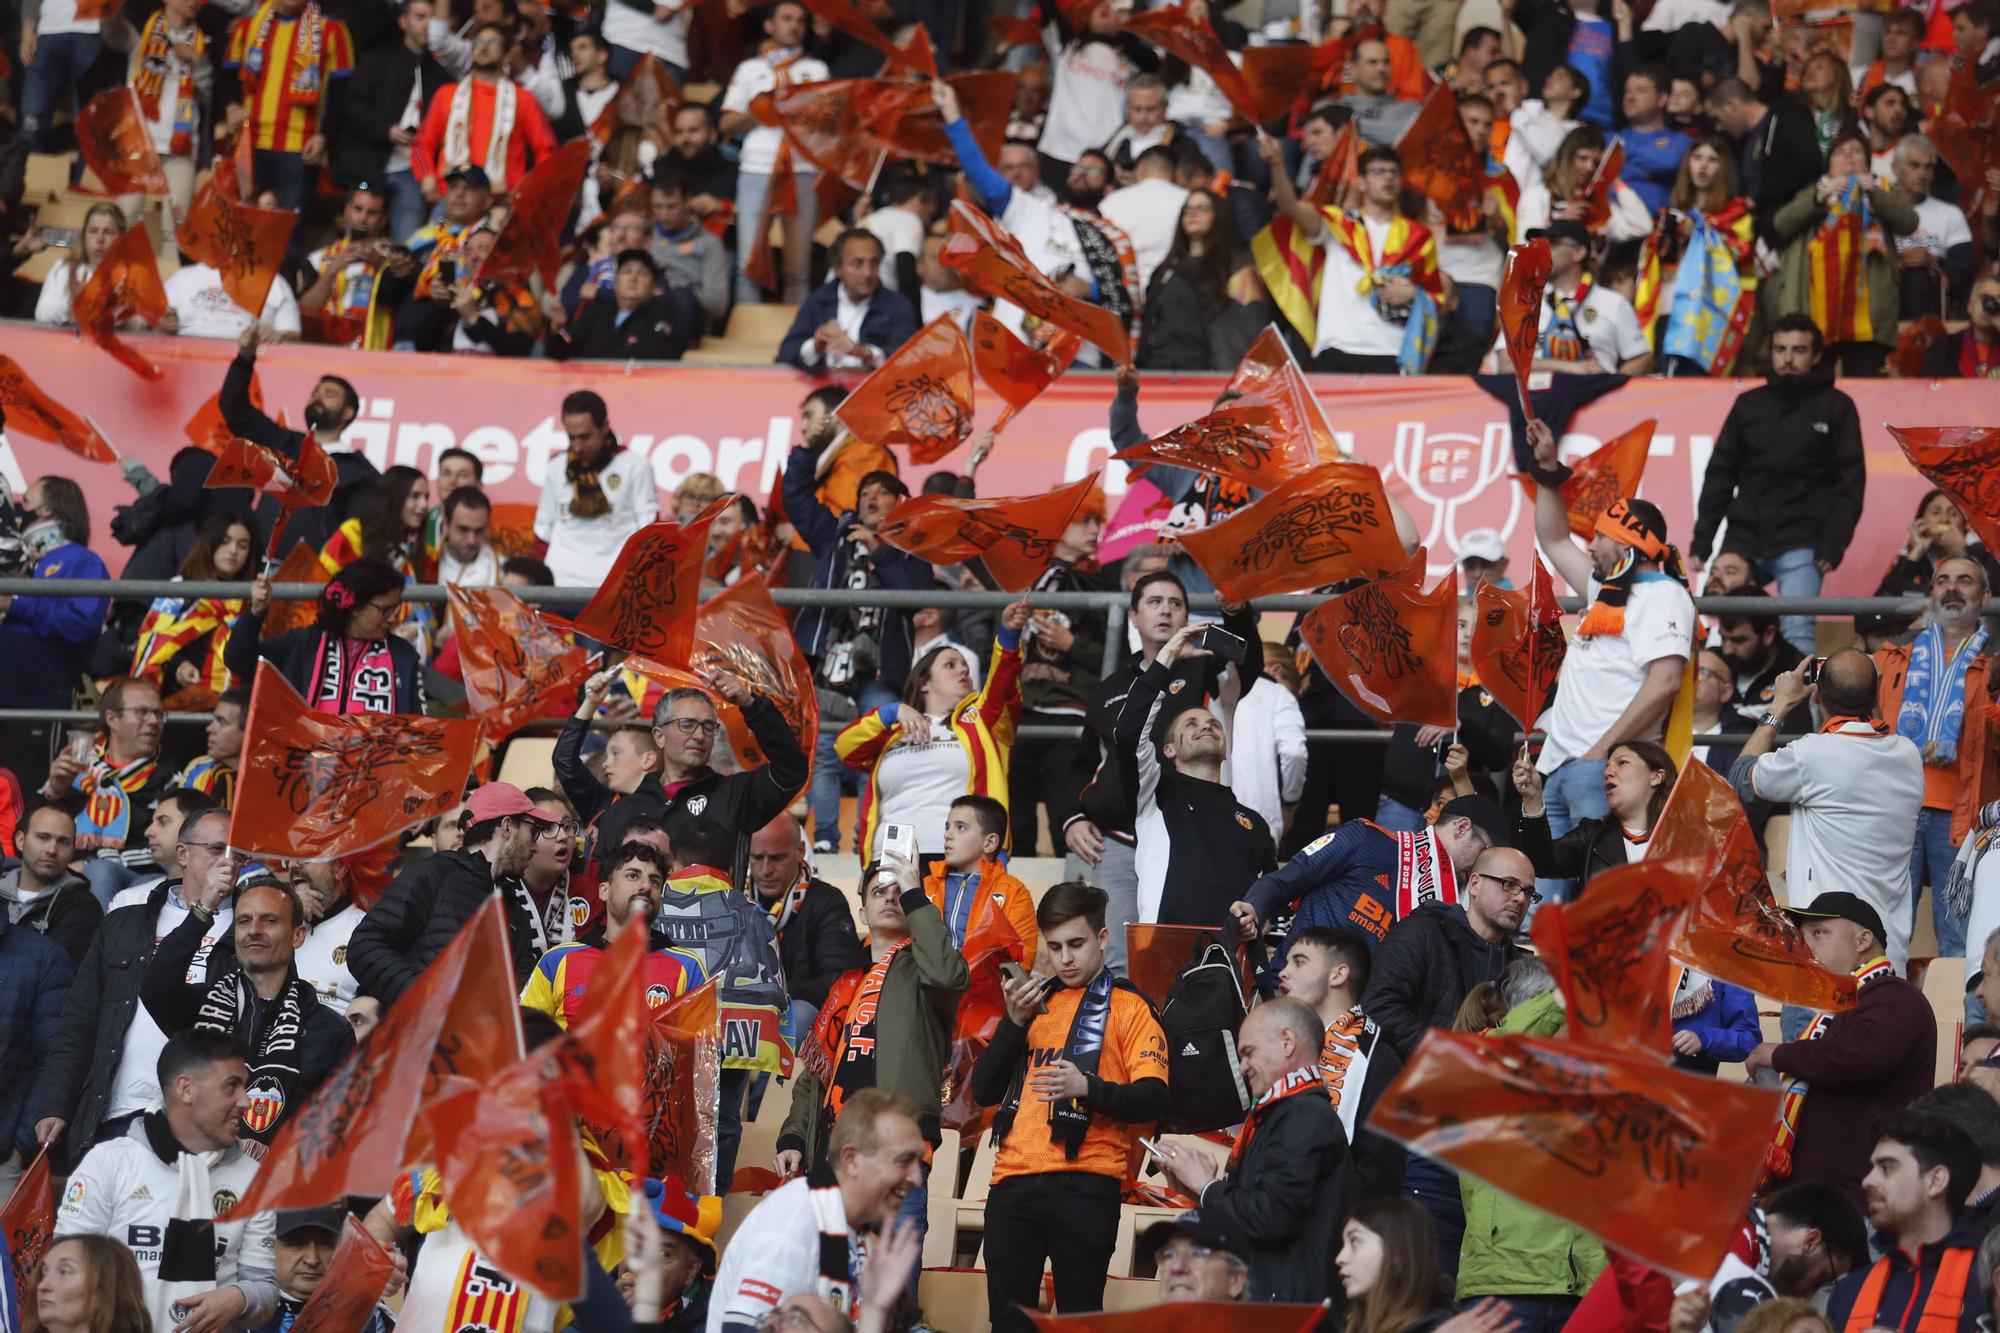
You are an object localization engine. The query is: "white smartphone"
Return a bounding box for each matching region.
[879,823,917,863]
[1138,1136,1165,1163]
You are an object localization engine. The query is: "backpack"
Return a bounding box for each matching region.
[1158,936,1252,1133]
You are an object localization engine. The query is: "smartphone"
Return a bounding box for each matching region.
[1198,624,1249,664]
[40,226,77,249]
[436,257,457,286]
[879,823,916,864]
[1137,1135,1165,1163]
[999,962,1053,1013]
[1801,655,1826,686]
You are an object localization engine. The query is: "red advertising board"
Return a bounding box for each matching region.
[1,325,1960,594]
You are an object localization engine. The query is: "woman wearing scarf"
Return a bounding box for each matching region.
[1512,739,1678,893]
[1771,130,1917,377]
[1655,136,1757,376]
[224,557,425,714]
[130,514,254,694]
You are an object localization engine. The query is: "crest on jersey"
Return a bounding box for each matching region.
[240,1076,286,1136]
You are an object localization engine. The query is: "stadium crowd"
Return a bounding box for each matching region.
[2,0,2000,1330]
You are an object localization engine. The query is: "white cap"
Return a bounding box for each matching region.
[1458,529,1506,564]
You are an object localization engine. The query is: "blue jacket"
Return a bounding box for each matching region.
[1826,1212,1986,1333]
[0,908,74,1158]
[1246,820,1403,959]
[0,542,109,709]
[1615,127,1691,216]
[1673,977,1762,1076]
[775,280,919,369]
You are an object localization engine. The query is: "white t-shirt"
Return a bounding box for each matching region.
[294,901,364,1015]
[531,446,660,587]
[721,51,828,176]
[1898,195,1973,262]
[862,207,927,293]
[1313,215,1406,358]
[707,1176,859,1333]
[1513,179,1653,244]
[105,897,234,1120]
[1491,280,1648,372]
[33,0,99,38]
[165,264,301,339]
[600,1,688,68]
[869,718,973,857]
[35,258,90,326]
[921,285,983,331]
[1440,228,1504,290]
[1098,176,1191,292]
[1537,576,1696,772]
[1040,39,1134,164]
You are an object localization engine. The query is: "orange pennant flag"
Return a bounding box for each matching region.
[262,542,330,637]
[1577,139,1626,234]
[482,139,594,288]
[185,374,267,455]
[594,980,721,1194]
[548,916,653,1166]
[942,200,1132,365]
[852,72,1018,168]
[753,80,876,189]
[1370,1029,1780,1279]
[834,314,976,464]
[1239,41,1346,122]
[591,54,681,145]
[940,907,1026,1137]
[1224,325,1339,463]
[1120,4,1260,124]
[689,571,820,777]
[1025,1303,1327,1333]
[218,897,525,1219]
[1529,856,1708,1057]
[1931,69,2000,202]
[0,356,117,462]
[2,1145,52,1312]
[177,172,295,316]
[971,310,1073,433]
[1532,420,1655,539]
[72,223,171,380]
[203,431,336,510]
[572,501,726,660]
[228,662,482,861]
[1395,81,1485,230]
[1499,239,1552,422]
[75,88,169,196]
[1651,759,1859,1012]
[990,14,1043,49]
[1886,427,2000,558]
[1176,460,1404,602]
[801,0,937,77]
[1470,555,1566,734]
[878,472,1101,591]
[1299,549,1459,728]
[1116,402,1307,493]
[289,1218,399,1333]
[448,584,591,742]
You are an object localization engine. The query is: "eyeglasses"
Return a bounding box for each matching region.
[1473,871,1542,905]
[184,841,230,856]
[537,821,580,841]
[659,718,721,737]
[1697,667,1730,684]
[363,598,402,614]
[1157,1243,1220,1263]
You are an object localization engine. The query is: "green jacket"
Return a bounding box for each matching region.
[777,887,968,1163]
[1454,990,1608,1300]
[1770,179,1919,349]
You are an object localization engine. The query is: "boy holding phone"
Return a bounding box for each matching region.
[970,882,1168,1331]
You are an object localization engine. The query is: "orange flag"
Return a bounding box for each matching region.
[941,908,1025,1137]
[482,139,593,288]
[448,585,591,743]
[549,915,652,1159]
[204,431,336,510]
[75,88,169,196]
[1370,1029,1780,1279]
[1121,4,1260,123]
[1299,549,1459,728]
[572,502,725,660]
[594,980,721,1194]
[1116,403,1307,493]
[852,72,1018,168]
[1577,140,1626,234]
[1931,70,2000,205]
[1499,239,1552,421]
[1025,1303,1326,1333]
[801,0,936,76]
[689,571,820,776]
[228,662,483,861]
[72,223,171,380]
[1239,41,1346,122]
[1395,81,1484,230]
[262,542,329,637]
[1531,420,1654,539]
[834,314,976,463]
[942,200,1132,365]
[753,80,876,189]
[1530,856,1707,1057]
[1176,460,1404,602]
[177,172,295,316]
[1224,325,1339,463]
[0,356,116,462]
[218,897,525,1220]
[1470,556,1566,734]
[878,472,1101,591]
[1886,426,2000,557]
[591,54,681,144]
[184,373,267,454]
[1651,759,1858,1012]
[2,1145,52,1311]
[1302,117,1360,207]
[289,1219,399,1333]
[971,311,1074,433]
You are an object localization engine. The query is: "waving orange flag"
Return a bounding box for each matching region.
[185,372,266,454]
[1369,1029,1780,1280]
[942,200,1132,365]
[0,357,117,462]
[754,80,876,188]
[1531,419,1655,539]
[1120,4,1260,123]
[219,897,525,1220]
[573,501,726,660]
[1499,239,1552,421]
[591,54,681,144]
[835,314,976,463]
[1577,140,1626,235]
[261,542,329,637]
[448,585,590,742]
[1886,426,2000,557]
[852,72,1018,167]
[1225,325,1339,462]
[2,1145,52,1311]
[1176,460,1404,602]
[691,571,820,775]
[1651,759,1858,1012]
[482,139,593,287]
[1470,556,1566,734]
[1530,856,1707,1058]
[1116,402,1303,492]
[1300,550,1459,728]
[76,88,169,196]
[73,224,170,380]
[593,980,721,1193]
[177,172,295,316]
[972,311,1074,432]
[1239,41,1345,122]
[1396,81,1485,230]
[879,472,1102,591]
[228,663,482,861]
[289,1219,399,1333]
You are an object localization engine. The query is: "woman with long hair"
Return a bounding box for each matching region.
[1137,188,1264,369]
[130,511,255,692]
[1800,51,1857,155]
[1515,125,1651,242]
[34,204,132,328]
[319,465,434,649]
[24,1235,152,1333]
[1771,129,1917,376]
[1658,136,1757,376]
[225,557,426,713]
[1340,1197,1514,1333]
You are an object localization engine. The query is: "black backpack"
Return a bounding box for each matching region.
[1158,936,1253,1133]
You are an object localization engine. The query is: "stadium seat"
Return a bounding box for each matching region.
[494,737,557,790]
[1918,955,1966,1080]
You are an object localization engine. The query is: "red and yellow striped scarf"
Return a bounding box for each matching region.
[1807,180,1886,345]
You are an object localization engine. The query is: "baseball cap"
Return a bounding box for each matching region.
[444,164,492,191]
[1782,891,1887,945]
[461,783,558,826]
[274,1205,347,1239]
[641,1179,722,1275]
[1441,794,1507,845]
[1458,529,1506,564]
[1140,1210,1244,1264]
[1527,218,1591,249]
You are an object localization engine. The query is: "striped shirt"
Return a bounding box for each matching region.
[225,3,353,154]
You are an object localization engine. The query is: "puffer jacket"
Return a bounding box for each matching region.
[1358,901,1530,1060]
[347,850,544,1007]
[0,909,73,1158]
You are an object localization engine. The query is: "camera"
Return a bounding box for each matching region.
[1982,294,2000,318]
[0,489,30,579]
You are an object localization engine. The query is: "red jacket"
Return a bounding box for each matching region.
[411,76,557,191]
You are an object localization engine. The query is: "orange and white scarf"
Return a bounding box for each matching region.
[1319,1007,1379,1143]
[442,78,517,190]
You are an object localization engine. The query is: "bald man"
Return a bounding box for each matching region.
[1155,999,1346,1304]
[748,813,868,1022]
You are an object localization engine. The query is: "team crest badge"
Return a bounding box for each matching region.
[332,945,346,966]
[240,1077,286,1136]
[646,983,673,1006]
[1234,813,1253,830]
[570,896,592,929]
[1167,678,1187,695]
[686,795,708,816]
[607,472,623,491]
[211,1188,240,1215]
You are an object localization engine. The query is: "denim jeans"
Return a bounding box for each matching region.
[733,167,819,304]
[1754,546,1822,659]
[82,856,145,910]
[382,168,430,244]
[893,1162,929,1302]
[21,31,103,152]
[1462,1296,1580,1333]
[1374,795,1428,834]
[1066,838,1139,976]
[253,149,312,212]
[605,43,685,84]
[1912,806,1966,959]
[1537,757,1608,906]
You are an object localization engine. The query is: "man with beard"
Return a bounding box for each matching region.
[226,325,374,557]
[1826,1112,1985,1330]
[663,103,736,224]
[1862,84,1913,177]
[1712,593,1807,733]
[533,389,659,587]
[1762,1183,1868,1304]
[520,843,706,1040]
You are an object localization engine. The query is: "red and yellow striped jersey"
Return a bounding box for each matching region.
[225,2,353,154]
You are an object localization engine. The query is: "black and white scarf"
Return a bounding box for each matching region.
[994,969,1126,1160]
[503,875,574,957]
[805,1161,863,1317]
[193,969,310,1143]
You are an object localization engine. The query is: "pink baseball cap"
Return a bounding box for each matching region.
[461,783,558,825]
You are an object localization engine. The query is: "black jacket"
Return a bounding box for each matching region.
[110,447,254,583]
[1196,1080,1349,1306]
[223,614,427,716]
[548,295,691,362]
[1739,100,1824,249]
[347,850,546,1007]
[1512,812,1629,890]
[775,282,919,368]
[324,44,450,189]
[222,351,380,558]
[1692,361,1865,568]
[0,867,102,966]
[1359,902,1530,1060]
[769,878,867,1010]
